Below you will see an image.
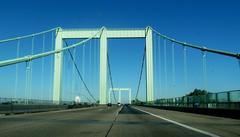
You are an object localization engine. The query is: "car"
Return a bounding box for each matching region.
[107,103,112,107]
[117,102,121,106]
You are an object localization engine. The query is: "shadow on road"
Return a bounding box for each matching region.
[119,105,146,115]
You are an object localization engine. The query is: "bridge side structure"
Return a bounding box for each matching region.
[0,26,239,105]
[109,88,132,104]
[53,27,154,104]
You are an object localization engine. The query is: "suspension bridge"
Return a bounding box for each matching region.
[0,26,239,137]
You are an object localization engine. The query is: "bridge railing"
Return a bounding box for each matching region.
[154,90,240,110]
[0,97,95,114]
[0,97,73,105]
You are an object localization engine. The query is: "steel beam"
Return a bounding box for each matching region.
[53,28,63,104]
[61,29,145,39]
[146,27,154,102]
[53,27,154,104]
[109,88,132,104]
[99,29,108,104]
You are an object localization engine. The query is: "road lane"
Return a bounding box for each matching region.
[107,105,210,137]
[0,105,239,137]
[134,106,240,137]
[0,106,120,137]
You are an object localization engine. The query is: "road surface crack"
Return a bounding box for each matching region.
[105,106,122,137]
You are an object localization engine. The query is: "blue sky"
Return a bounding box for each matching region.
[0,0,240,102]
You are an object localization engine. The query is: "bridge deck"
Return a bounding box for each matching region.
[0,105,239,137]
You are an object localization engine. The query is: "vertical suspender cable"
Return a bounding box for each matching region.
[82,43,85,92]
[14,40,20,99]
[71,47,76,101]
[171,42,176,85]
[41,34,45,101]
[65,45,71,102]
[96,40,99,100]
[75,45,80,98]
[25,61,30,104]
[92,39,95,80]
[50,31,54,101]
[183,46,188,90]
[29,36,34,100]
[238,59,240,86]
[93,39,97,96]
[164,39,167,93]
[158,36,161,98]
[63,45,66,102]
[153,34,156,96]
[238,59,240,72]
[76,45,81,98]
[202,50,207,90]
[62,46,66,101]
[25,36,34,104]
[89,40,92,91]
[97,40,99,93]
[93,39,96,92]
[154,34,158,97]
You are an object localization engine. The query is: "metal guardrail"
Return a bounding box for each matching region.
[0,97,73,105]
[153,90,240,110]
[0,97,94,114]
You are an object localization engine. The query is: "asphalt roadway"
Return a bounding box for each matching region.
[0,105,239,137]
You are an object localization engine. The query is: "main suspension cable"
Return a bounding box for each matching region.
[64,40,97,102]
[0,27,60,44]
[0,27,104,68]
[150,27,240,59]
[107,53,117,103]
[135,46,146,99]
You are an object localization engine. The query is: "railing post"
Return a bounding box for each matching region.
[129,89,132,104]
[216,93,218,109]
[227,92,231,109]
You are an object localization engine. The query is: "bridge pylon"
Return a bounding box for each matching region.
[52,27,154,104]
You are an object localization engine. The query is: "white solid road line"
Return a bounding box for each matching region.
[133,106,220,137]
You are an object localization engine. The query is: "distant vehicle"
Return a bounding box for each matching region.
[1,102,12,105]
[117,102,121,106]
[74,96,81,104]
[107,103,112,107]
